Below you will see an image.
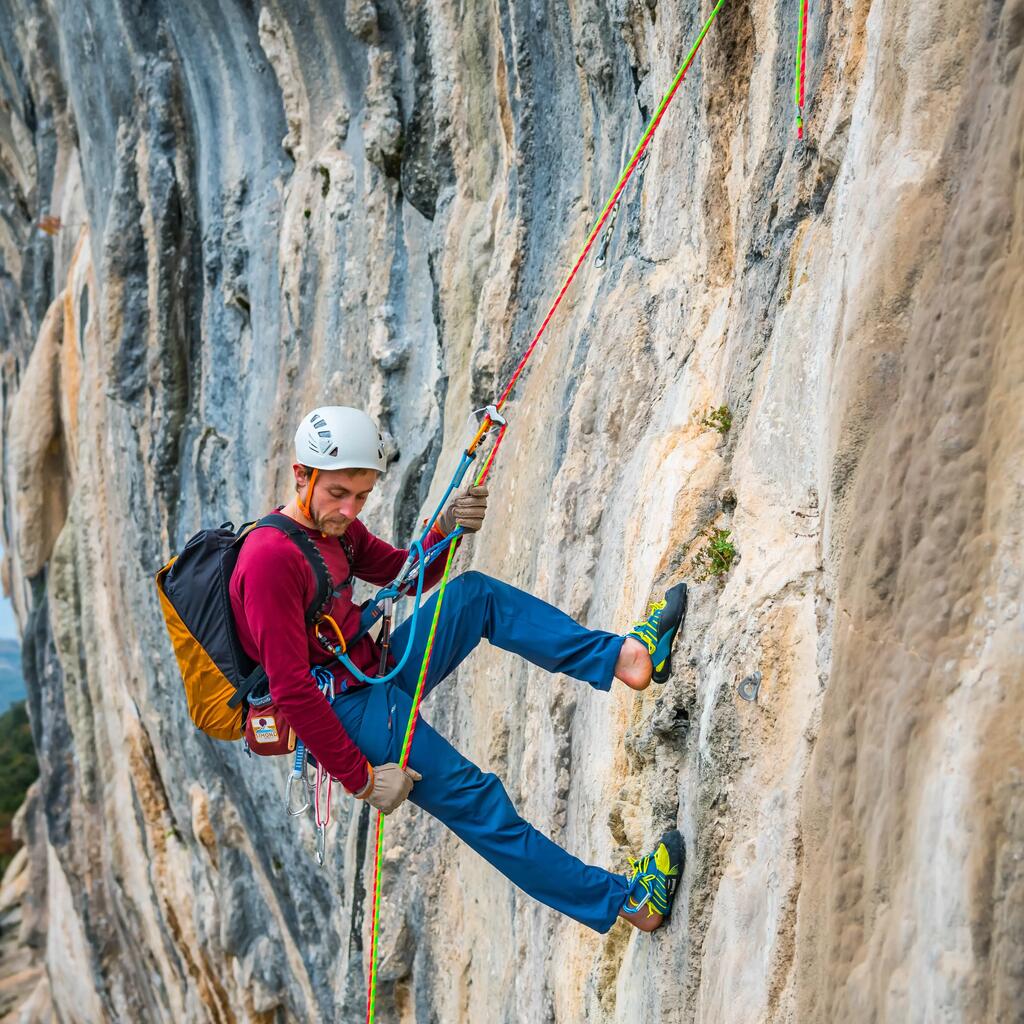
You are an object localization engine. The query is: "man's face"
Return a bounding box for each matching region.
[297,465,378,535]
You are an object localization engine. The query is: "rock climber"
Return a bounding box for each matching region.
[229,406,688,934]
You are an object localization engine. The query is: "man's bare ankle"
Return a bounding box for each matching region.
[619,906,663,932]
[614,638,653,690]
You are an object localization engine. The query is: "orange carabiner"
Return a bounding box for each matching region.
[315,613,347,654]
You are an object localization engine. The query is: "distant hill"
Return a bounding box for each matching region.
[0,640,24,714]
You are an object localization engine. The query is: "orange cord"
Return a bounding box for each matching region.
[298,467,319,520]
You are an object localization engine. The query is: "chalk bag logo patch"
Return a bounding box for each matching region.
[253,716,280,744]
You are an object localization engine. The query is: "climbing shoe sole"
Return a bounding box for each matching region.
[657,828,685,916]
[652,582,688,685]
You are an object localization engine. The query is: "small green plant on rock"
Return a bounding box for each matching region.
[701,405,732,434]
[692,528,737,582]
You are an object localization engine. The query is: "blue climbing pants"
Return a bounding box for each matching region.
[332,571,631,933]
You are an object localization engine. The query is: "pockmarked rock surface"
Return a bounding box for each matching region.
[1,0,1021,1021]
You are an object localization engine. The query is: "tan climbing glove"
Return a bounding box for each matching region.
[360,762,422,815]
[436,484,489,536]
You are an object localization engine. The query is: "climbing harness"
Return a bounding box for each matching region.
[363,2,727,1019]
[315,538,430,685]
[795,0,810,138]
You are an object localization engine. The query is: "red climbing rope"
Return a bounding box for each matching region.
[364,4,727,1019]
[795,0,809,138]
[466,0,728,462]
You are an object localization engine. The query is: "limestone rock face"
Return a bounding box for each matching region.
[0,0,1021,1022]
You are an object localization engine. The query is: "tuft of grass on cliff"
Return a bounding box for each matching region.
[0,701,38,875]
[692,527,738,582]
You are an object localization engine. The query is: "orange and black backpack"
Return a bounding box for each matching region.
[155,515,344,740]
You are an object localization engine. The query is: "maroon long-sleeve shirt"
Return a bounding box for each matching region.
[229,511,449,793]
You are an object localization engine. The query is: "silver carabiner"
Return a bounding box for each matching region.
[472,404,507,429]
[315,825,327,867]
[286,774,310,817]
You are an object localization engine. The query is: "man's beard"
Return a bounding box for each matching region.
[314,513,349,536]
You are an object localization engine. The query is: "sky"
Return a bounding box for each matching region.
[0,546,17,640]
[0,595,15,640]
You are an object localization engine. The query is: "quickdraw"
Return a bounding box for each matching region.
[284,665,338,865]
[285,744,310,816]
[363,2,727,1020]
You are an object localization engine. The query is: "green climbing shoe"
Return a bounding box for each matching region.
[628,582,688,684]
[622,829,685,928]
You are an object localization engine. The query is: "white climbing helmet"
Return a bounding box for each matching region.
[294,406,387,473]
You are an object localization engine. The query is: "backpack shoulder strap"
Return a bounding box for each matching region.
[335,533,356,590]
[340,534,356,570]
[249,514,333,625]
